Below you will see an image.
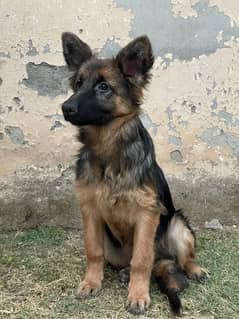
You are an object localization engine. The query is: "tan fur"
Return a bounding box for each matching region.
[154,259,174,277]
[166,215,206,279]
[76,203,104,298]
[98,64,143,114]
[128,212,159,306]
[167,215,195,264]
[76,181,160,244]
[78,113,137,159]
[62,33,207,314]
[76,179,161,303]
[153,260,181,291]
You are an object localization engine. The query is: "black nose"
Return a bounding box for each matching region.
[62,102,77,117]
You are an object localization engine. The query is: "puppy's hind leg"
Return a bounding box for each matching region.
[167,211,210,281]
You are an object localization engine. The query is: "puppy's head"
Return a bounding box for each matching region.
[61,32,154,126]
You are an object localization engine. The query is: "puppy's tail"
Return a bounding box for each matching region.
[153,259,188,316]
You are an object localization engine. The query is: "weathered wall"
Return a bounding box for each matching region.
[0,0,238,229]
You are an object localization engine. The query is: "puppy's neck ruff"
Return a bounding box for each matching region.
[78,111,139,158]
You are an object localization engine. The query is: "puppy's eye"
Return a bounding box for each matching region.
[96,81,111,93]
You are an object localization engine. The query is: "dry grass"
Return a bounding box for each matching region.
[0,227,238,319]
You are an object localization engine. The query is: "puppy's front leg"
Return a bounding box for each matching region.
[76,210,104,298]
[127,213,159,315]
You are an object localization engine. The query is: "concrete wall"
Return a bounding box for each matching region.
[0,0,238,229]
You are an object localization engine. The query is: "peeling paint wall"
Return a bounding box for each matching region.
[0,0,238,229]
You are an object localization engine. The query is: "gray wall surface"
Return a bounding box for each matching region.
[0,0,238,229]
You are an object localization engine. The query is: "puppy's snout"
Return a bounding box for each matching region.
[62,101,77,118]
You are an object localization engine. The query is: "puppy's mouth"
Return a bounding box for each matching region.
[62,113,88,126]
[62,113,72,122]
[62,112,113,126]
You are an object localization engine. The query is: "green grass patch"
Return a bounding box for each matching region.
[0,228,238,319]
[14,226,66,246]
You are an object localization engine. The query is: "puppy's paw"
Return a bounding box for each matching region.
[126,293,150,315]
[187,265,210,282]
[119,267,130,286]
[75,280,101,299]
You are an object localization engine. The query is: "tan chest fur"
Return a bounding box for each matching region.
[76,180,160,245]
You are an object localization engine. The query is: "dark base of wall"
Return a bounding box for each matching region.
[0,168,238,230]
[0,167,80,230]
[168,176,239,227]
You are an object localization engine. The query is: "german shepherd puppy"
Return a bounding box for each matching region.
[61,33,208,316]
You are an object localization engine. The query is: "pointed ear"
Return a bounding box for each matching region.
[115,36,154,86]
[62,32,92,70]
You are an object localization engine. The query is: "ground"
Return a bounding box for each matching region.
[0,227,238,319]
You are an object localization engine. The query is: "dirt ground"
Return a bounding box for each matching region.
[0,227,238,319]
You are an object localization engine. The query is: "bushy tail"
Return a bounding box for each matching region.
[153,259,188,316]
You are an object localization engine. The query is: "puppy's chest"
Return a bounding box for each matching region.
[78,176,158,223]
[78,180,137,243]
[94,182,138,226]
[77,161,159,242]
